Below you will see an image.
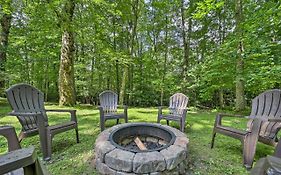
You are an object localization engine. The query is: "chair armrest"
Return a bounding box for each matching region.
[214,113,246,127]
[45,109,76,113]
[0,147,37,174]
[218,113,245,118]
[0,146,49,175]
[45,109,77,122]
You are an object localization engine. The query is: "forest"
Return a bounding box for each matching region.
[1,0,280,109]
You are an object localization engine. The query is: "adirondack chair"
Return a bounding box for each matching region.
[0,125,49,175]
[211,89,281,168]
[5,84,80,161]
[157,93,189,132]
[98,90,128,131]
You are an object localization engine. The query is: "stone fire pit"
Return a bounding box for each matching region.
[94,123,189,174]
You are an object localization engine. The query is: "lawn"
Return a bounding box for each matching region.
[0,98,274,175]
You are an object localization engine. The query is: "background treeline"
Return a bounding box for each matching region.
[0,0,280,109]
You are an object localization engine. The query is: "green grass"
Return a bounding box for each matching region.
[0,98,274,174]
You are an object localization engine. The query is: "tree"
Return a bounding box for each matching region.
[56,0,76,106]
[0,0,12,90]
[235,0,245,111]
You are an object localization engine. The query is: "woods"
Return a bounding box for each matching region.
[0,0,280,109]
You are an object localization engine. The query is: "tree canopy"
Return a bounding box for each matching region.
[0,0,280,109]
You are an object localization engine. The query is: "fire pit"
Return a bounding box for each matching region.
[94,123,189,174]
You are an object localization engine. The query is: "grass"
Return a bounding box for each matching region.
[0,98,275,174]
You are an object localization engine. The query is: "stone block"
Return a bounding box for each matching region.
[95,141,115,162]
[105,149,135,172]
[174,136,189,151]
[96,157,116,175]
[160,145,186,170]
[133,151,166,173]
[95,130,110,146]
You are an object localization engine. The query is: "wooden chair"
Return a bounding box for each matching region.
[98,90,128,131]
[157,93,189,132]
[5,83,80,161]
[0,125,49,175]
[211,89,281,168]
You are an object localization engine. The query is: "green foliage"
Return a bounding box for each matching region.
[1,0,280,108]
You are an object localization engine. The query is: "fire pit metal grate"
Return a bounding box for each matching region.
[109,123,176,153]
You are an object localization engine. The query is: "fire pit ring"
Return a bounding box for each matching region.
[109,123,176,153]
[94,123,189,174]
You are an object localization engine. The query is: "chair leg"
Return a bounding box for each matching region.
[166,120,169,126]
[211,132,216,148]
[46,131,52,161]
[100,120,105,131]
[243,137,258,169]
[100,114,105,131]
[180,120,185,132]
[243,118,262,169]
[75,126,80,143]
[116,119,119,124]
[157,116,161,123]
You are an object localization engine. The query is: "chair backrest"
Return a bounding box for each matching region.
[248,89,281,139]
[168,93,189,115]
[5,84,48,132]
[99,90,118,114]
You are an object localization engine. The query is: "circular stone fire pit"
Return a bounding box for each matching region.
[94,123,189,174]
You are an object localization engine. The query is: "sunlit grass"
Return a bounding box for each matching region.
[0,98,275,174]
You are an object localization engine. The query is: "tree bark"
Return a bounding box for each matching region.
[161,16,169,106]
[0,4,12,90]
[180,0,191,82]
[119,66,128,105]
[235,0,245,111]
[58,0,76,106]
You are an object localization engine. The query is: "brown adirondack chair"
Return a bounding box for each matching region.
[211,89,281,168]
[0,125,49,175]
[5,83,80,161]
[157,93,189,132]
[98,90,128,131]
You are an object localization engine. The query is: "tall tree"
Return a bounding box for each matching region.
[0,0,12,90]
[55,0,76,106]
[180,0,189,82]
[235,0,245,111]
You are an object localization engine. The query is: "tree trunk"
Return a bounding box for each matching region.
[119,66,128,105]
[161,16,169,106]
[235,0,245,111]
[113,17,120,95]
[219,89,225,108]
[180,0,190,82]
[58,0,76,106]
[0,5,12,90]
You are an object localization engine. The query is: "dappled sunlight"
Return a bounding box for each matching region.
[0,104,268,174]
[191,123,205,130]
